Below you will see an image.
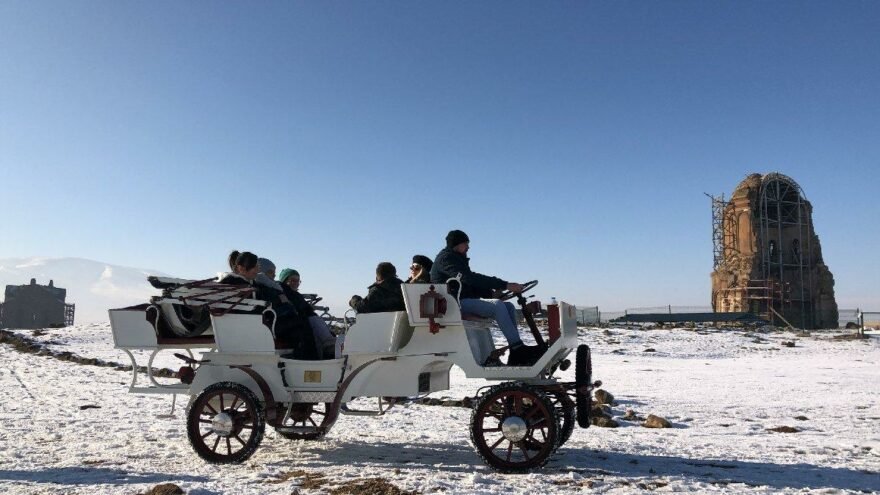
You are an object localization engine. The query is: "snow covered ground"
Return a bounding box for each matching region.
[0,324,878,494]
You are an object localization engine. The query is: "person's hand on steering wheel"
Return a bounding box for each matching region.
[506,282,524,294]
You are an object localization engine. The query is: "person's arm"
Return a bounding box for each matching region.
[349,294,367,312]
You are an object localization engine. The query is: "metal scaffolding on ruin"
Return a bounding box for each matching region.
[64,303,75,327]
[757,173,814,329]
[706,193,725,269]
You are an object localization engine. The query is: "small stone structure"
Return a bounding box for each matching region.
[0,279,75,329]
[710,173,837,329]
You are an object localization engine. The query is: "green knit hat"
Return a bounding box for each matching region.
[277,268,300,283]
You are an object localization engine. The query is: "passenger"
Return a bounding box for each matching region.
[278,267,337,359]
[278,268,301,292]
[349,262,405,314]
[256,257,284,291]
[430,230,543,366]
[405,255,433,283]
[220,251,317,360]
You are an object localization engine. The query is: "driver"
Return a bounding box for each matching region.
[430,230,543,366]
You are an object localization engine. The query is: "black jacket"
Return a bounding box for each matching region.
[281,284,317,318]
[430,248,507,299]
[350,277,405,314]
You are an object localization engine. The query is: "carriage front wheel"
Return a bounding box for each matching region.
[470,382,559,473]
[186,382,266,463]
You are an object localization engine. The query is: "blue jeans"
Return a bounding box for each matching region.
[459,298,522,347]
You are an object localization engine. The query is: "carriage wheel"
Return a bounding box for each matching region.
[576,344,592,428]
[549,391,575,447]
[274,402,331,440]
[187,382,265,463]
[470,382,559,473]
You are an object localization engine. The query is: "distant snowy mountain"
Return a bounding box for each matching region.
[0,257,165,323]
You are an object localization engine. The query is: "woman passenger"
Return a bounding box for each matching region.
[406,255,433,283]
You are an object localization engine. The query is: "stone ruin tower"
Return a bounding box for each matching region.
[0,278,75,329]
[710,173,838,329]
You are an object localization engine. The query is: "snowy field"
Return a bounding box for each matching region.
[1,323,878,494]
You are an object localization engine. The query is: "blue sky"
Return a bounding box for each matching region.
[1,1,878,313]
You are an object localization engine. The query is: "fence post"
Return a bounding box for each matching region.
[668,304,672,314]
[858,309,865,336]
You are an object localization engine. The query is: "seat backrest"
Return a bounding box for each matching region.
[400,283,462,327]
[211,312,276,354]
[344,311,412,354]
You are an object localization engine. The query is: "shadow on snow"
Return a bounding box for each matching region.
[554,449,879,493]
[0,467,209,486]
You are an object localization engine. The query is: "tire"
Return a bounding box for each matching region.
[187,382,265,463]
[470,382,560,473]
[575,344,592,428]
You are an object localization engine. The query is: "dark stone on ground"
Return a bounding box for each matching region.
[141,483,184,495]
[594,389,614,405]
[767,426,800,433]
[592,417,619,428]
[794,415,809,421]
[643,414,671,428]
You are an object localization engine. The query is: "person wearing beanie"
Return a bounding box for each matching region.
[276,267,338,359]
[406,255,433,283]
[277,268,301,291]
[430,230,544,366]
[349,262,406,314]
[256,257,283,291]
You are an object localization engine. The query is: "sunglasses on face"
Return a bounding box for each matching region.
[410,264,421,270]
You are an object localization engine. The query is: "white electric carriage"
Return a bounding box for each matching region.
[110,276,596,472]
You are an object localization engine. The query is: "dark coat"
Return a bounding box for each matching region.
[350,277,405,314]
[281,284,317,318]
[430,248,507,299]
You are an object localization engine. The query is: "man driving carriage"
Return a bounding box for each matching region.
[430,230,544,366]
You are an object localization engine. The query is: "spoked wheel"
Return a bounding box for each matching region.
[274,402,331,440]
[187,382,265,463]
[470,382,559,473]
[549,391,575,447]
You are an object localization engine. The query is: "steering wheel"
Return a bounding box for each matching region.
[495,280,539,301]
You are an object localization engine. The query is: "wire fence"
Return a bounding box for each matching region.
[838,309,860,328]
[572,304,878,330]
[861,312,880,331]
[571,305,714,324]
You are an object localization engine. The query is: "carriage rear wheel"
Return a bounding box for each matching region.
[470,382,559,473]
[274,402,331,440]
[187,382,265,463]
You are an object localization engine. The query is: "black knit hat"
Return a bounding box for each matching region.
[412,255,433,271]
[446,229,470,248]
